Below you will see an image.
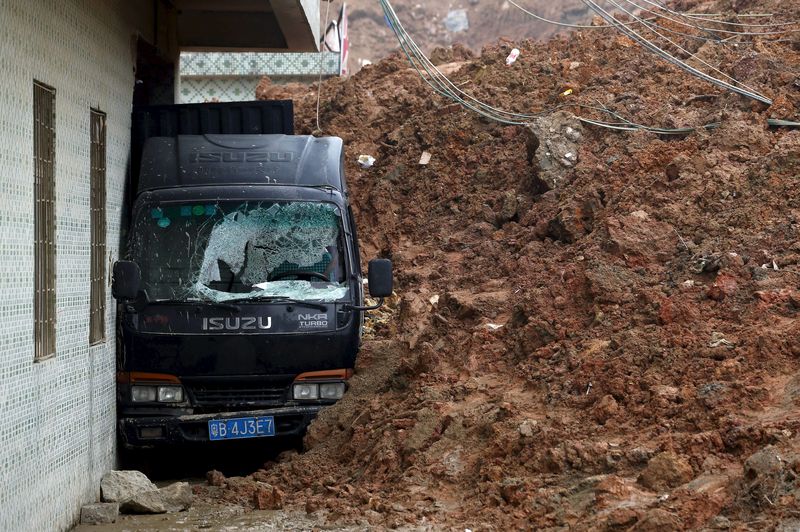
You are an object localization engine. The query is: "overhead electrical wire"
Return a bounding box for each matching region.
[631,0,800,35]
[646,0,799,28]
[509,0,722,43]
[688,13,777,19]
[580,0,773,104]
[379,0,535,124]
[505,0,648,30]
[607,0,769,98]
[377,0,799,133]
[509,0,800,45]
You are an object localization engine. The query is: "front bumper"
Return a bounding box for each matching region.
[119,405,322,449]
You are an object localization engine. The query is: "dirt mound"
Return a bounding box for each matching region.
[336,0,590,71]
[200,1,800,528]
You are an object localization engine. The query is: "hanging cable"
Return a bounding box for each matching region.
[580,0,773,104]
[378,0,797,133]
[631,0,800,35]
[608,0,769,98]
[646,0,799,28]
[379,0,535,124]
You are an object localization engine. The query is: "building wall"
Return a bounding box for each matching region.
[0,1,153,530]
[179,51,341,103]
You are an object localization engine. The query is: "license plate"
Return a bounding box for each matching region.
[208,416,275,441]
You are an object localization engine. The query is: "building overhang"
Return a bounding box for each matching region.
[173,0,320,52]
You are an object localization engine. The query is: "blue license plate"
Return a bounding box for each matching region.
[208,416,275,441]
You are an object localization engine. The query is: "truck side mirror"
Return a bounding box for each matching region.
[112,261,142,300]
[368,259,393,298]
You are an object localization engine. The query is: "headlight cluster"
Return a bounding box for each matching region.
[293,382,345,401]
[131,385,185,403]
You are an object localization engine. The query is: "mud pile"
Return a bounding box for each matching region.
[336,0,589,70]
[206,1,800,528]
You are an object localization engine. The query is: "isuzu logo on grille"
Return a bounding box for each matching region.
[202,317,272,331]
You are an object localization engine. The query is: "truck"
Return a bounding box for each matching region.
[112,101,392,449]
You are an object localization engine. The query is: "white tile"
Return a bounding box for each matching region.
[0,1,144,530]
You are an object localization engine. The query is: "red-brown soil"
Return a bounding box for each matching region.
[203,0,800,528]
[334,0,589,70]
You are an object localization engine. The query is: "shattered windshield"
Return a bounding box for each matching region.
[129,200,349,303]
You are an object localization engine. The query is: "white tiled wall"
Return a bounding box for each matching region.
[0,1,152,530]
[178,52,341,103]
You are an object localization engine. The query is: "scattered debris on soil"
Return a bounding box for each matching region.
[214,0,800,528]
[334,0,589,71]
[89,470,193,521]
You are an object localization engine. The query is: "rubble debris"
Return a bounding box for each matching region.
[527,112,584,190]
[206,470,226,487]
[252,484,285,510]
[119,490,168,515]
[638,452,694,491]
[99,470,192,516]
[194,0,800,528]
[100,470,157,503]
[744,446,784,481]
[161,482,194,513]
[708,332,735,349]
[358,155,376,168]
[505,48,520,66]
[80,503,118,525]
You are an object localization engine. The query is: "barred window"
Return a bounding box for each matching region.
[89,109,107,345]
[33,81,56,361]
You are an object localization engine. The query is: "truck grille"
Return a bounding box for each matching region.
[184,377,291,410]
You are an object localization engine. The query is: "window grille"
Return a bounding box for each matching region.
[33,81,56,361]
[89,109,107,345]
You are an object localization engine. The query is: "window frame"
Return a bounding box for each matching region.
[33,81,57,362]
[89,108,107,345]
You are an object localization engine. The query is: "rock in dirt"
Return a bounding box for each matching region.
[605,211,676,263]
[528,111,583,190]
[252,484,284,510]
[160,481,193,512]
[80,503,119,525]
[495,190,519,226]
[206,469,226,487]
[603,507,641,528]
[119,489,168,514]
[632,508,683,531]
[744,445,784,481]
[592,394,619,424]
[100,470,157,503]
[518,419,538,438]
[638,452,694,491]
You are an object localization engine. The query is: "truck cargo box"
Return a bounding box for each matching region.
[130,100,294,201]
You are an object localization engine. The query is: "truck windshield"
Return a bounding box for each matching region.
[129,200,349,303]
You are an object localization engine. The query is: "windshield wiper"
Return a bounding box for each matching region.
[224,295,328,311]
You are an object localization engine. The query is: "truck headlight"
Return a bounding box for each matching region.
[157,385,184,403]
[319,382,345,400]
[293,383,319,400]
[131,385,184,403]
[131,385,157,402]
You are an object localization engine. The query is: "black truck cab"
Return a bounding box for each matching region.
[114,132,391,448]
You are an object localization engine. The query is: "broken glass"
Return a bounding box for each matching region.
[129,200,349,303]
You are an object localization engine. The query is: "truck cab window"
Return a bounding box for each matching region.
[129,201,348,303]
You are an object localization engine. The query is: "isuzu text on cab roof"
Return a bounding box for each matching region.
[112,101,392,449]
